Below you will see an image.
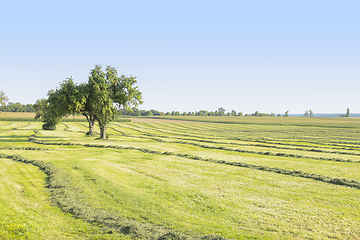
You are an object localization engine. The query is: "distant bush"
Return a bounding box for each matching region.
[42,123,56,130]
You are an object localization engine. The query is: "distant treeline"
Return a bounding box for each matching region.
[4,104,355,118]
[0,102,35,112]
[119,108,164,116]
[0,104,285,117]
[120,107,285,117]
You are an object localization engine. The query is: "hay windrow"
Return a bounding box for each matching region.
[28,136,360,190]
[112,123,360,155]
[0,153,226,240]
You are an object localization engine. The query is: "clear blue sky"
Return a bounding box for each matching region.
[1,0,359,114]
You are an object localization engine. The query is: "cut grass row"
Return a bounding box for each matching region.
[31,123,360,182]
[29,134,360,190]
[117,122,360,149]
[149,116,360,128]
[107,123,360,159]
[107,130,360,160]
[4,122,360,184]
[128,133,360,157]
[1,153,216,240]
[153,120,360,142]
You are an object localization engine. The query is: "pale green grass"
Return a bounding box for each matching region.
[0,122,32,130]
[0,157,130,239]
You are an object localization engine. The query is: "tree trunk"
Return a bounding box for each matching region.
[88,120,95,135]
[85,114,95,135]
[100,127,106,139]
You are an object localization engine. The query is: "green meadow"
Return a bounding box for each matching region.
[1,117,360,239]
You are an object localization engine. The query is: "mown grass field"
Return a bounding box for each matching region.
[150,115,360,128]
[1,116,360,239]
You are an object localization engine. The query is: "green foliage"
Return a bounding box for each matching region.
[304,110,314,117]
[309,109,314,117]
[34,65,143,138]
[87,65,143,139]
[107,67,143,110]
[0,90,9,107]
[217,107,225,116]
[346,108,350,117]
[87,65,116,134]
[34,82,81,127]
[119,109,287,118]
[119,108,164,116]
[42,123,57,130]
[0,102,34,112]
[33,80,77,129]
[251,111,270,116]
[33,98,62,130]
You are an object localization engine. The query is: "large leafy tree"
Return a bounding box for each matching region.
[35,65,143,139]
[87,65,143,139]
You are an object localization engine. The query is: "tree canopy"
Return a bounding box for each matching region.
[35,65,143,139]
